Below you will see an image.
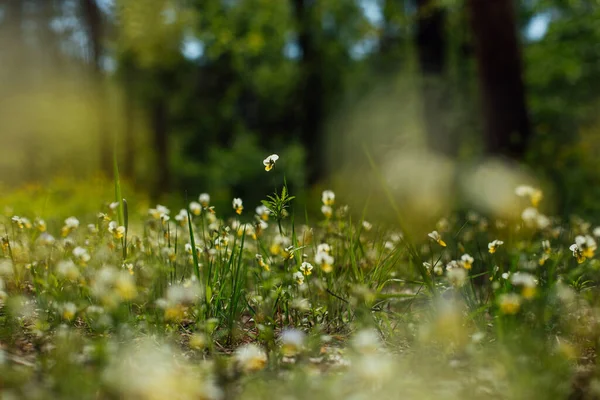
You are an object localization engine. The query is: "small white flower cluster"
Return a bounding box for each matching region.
[321,190,335,219]
[446,267,468,288]
[108,221,126,239]
[292,270,305,285]
[175,209,189,225]
[255,254,270,271]
[461,254,474,269]
[521,207,551,230]
[488,240,504,254]
[498,293,522,314]
[352,329,382,354]
[62,216,80,237]
[72,246,91,264]
[199,193,210,208]
[61,302,77,320]
[232,198,243,215]
[315,243,334,273]
[569,235,597,263]
[428,230,446,247]
[300,261,313,276]
[234,344,267,373]
[154,277,202,322]
[510,272,538,298]
[189,201,202,216]
[255,204,270,221]
[56,260,80,281]
[423,260,443,276]
[11,216,32,230]
[157,277,202,308]
[105,341,222,400]
[184,242,203,258]
[515,185,543,207]
[37,232,56,246]
[149,205,170,223]
[279,329,305,357]
[90,266,137,307]
[293,261,314,286]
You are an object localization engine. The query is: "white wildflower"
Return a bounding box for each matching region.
[322,190,335,206]
[263,154,279,171]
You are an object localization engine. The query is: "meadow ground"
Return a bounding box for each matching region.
[1,157,600,399]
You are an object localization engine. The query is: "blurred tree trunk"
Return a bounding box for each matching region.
[120,59,137,181]
[39,0,62,69]
[151,97,169,198]
[81,0,112,176]
[4,1,24,48]
[292,0,324,185]
[123,84,136,181]
[379,0,403,72]
[467,0,531,158]
[416,0,454,155]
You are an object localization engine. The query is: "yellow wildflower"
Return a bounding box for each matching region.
[499,293,521,315]
[255,254,270,272]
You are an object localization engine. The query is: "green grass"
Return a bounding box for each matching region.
[0,170,598,399]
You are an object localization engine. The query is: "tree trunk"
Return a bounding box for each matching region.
[124,86,136,181]
[152,98,169,199]
[121,61,137,182]
[467,0,531,158]
[416,0,454,155]
[292,0,324,186]
[379,0,403,73]
[81,0,112,176]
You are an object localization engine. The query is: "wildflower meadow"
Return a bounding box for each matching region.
[0,153,599,399]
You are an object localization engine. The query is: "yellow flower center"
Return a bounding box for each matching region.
[522,286,536,299]
[583,248,595,258]
[63,310,75,321]
[321,263,333,273]
[500,301,520,315]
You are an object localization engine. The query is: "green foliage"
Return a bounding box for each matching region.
[262,183,295,234]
